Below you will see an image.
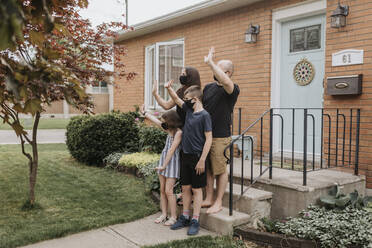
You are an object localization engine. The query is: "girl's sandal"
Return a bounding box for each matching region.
[154,215,167,224]
[164,217,177,226]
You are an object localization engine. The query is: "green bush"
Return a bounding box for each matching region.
[138,161,161,192]
[66,112,139,166]
[118,152,160,168]
[320,185,372,210]
[276,205,372,248]
[103,152,127,169]
[139,125,167,154]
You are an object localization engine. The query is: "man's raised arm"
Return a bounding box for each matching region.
[204,47,234,94]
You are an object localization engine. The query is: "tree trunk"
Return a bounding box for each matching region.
[29,161,38,205]
[28,111,40,206]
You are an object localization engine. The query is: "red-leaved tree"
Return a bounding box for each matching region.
[0,0,132,206]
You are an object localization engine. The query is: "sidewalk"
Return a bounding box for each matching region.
[0,129,66,144]
[21,213,216,248]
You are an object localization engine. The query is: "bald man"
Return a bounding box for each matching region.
[202,47,240,214]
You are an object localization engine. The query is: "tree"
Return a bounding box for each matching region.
[0,0,132,206]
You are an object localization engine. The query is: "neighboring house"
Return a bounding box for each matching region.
[113,0,372,193]
[43,80,114,117]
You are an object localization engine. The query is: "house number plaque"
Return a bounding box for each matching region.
[332,49,364,67]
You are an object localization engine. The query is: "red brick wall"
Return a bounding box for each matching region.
[325,0,372,188]
[114,0,372,188]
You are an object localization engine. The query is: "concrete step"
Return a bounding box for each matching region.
[219,183,272,219]
[199,207,251,235]
[228,158,366,219]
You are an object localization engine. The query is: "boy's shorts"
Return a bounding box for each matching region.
[180,151,206,189]
[208,137,231,176]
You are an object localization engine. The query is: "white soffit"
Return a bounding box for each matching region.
[115,0,263,43]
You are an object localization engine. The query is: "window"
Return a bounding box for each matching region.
[92,81,108,93]
[290,24,321,53]
[145,39,184,109]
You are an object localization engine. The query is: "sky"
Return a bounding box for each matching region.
[79,0,205,27]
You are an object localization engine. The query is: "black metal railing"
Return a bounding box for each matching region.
[224,107,361,216]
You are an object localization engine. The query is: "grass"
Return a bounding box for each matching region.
[0,144,158,248]
[143,236,261,248]
[0,118,70,130]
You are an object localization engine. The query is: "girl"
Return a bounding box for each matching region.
[140,105,182,226]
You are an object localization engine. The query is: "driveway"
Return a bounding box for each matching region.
[0,129,66,144]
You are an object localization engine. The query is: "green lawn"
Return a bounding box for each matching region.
[0,144,158,248]
[143,236,260,248]
[0,118,70,130]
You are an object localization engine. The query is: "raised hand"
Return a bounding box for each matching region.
[204,47,215,65]
[164,79,174,89]
[152,80,158,95]
[139,104,146,116]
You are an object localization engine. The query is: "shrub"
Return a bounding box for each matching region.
[138,161,161,192]
[118,152,160,168]
[320,185,372,210]
[139,125,167,154]
[103,152,127,169]
[276,205,372,248]
[66,112,139,166]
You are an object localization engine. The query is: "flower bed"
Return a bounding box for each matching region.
[256,185,372,248]
[275,205,371,248]
[115,152,160,176]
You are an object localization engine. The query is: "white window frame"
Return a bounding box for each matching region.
[92,81,109,94]
[145,38,185,110]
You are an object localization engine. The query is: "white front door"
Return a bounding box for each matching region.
[276,14,325,155]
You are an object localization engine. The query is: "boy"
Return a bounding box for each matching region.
[165,80,212,236]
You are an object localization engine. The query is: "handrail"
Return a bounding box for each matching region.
[223,109,271,160]
[224,107,361,216]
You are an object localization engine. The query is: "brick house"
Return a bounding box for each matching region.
[113,0,372,194]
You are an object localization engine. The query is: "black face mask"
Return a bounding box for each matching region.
[184,99,195,109]
[179,75,188,85]
[161,122,169,130]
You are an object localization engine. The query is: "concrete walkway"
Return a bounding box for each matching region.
[0,129,66,144]
[21,213,216,248]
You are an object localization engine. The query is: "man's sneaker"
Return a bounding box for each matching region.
[170,215,190,230]
[187,219,200,235]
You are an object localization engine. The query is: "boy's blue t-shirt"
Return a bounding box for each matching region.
[181,103,212,154]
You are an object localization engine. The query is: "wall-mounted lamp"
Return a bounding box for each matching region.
[245,24,260,43]
[331,3,349,28]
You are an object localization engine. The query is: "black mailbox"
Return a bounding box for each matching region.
[327,74,362,95]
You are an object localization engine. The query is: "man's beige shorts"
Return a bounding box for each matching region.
[208,137,231,176]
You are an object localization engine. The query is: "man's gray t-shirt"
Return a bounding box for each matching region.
[181,103,212,154]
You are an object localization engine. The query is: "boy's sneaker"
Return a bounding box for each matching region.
[187,219,200,235]
[170,215,190,230]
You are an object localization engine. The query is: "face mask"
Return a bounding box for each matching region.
[161,122,169,130]
[179,75,188,85]
[184,99,195,109]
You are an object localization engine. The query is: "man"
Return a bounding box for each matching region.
[202,47,240,214]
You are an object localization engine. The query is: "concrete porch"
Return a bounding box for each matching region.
[229,157,366,219]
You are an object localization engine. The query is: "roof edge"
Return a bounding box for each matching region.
[115,0,262,43]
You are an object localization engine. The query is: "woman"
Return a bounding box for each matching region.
[152,67,201,206]
[152,67,201,124]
